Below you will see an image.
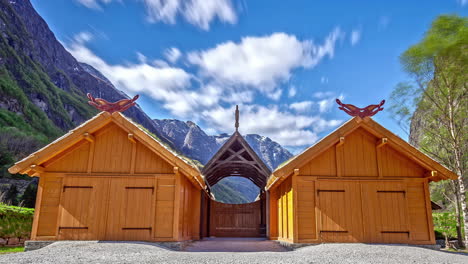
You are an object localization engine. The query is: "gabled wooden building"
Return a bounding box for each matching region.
[9,112,206,242]
[266,116,457,245]
[200,106,271,238]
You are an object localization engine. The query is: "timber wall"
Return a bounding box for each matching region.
[31,123,201,242]
[269,127,435,244]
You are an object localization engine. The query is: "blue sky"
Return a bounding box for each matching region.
[31,0,467,153]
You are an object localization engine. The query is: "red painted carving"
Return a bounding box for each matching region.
[336,99,385,118]
[87,93,139,113]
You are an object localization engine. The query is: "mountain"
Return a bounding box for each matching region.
[153,119,293,170]
[0,0,170,143]
[0,0,293,205]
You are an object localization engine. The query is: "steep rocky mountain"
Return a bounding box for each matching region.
[0,0,168,142]
[153,119,293,170]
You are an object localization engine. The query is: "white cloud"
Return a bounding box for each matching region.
[142,0,237,30]
[164,47,182,63]
[457,0,468,6]
[313,91,333,99]
[317,94,344,113]
[188,30,342,97]
[74,31,94,43]
[66,34,196,117]
[201,105,342,147]
[76,0,237,30]
[350,29,361,46]
[66,31,346,147]
[75,0,113,10]
[320,76,328,84]
[288,86,297,98]
[289,101,313,113]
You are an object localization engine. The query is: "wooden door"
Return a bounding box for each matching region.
[316,181,364,242]
[106,177,156,240]
[209,200,263,237]
[361,181,410,243]
[58,177,109,240]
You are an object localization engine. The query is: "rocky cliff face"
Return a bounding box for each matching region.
[0,0,167,143]
[153,119,293,170]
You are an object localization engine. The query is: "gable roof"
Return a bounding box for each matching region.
[202,131,271,189]
[8,112,205,189]
[267,116,458,190]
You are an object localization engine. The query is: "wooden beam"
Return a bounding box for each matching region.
[83,132,95,143]
[336,137,344,177]
[130,140,137,174]
[293,168,300,176]
[87,140,95,173]
[376,138,387,178]
[426,171,440,182]
[337,136,345,147]
[128,133,136,144]
[376,137,388,148]
[30,164,45,174]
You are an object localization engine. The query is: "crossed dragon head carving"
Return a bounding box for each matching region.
[87,93,139,113]
[336,99,385,118]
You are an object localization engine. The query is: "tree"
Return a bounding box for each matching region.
[20,183,37,208]
[389,15,468,247]
[4,184,19,206]
[433,212,458,249]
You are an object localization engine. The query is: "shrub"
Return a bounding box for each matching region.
[0,203,34,239]
[433,212,459,248]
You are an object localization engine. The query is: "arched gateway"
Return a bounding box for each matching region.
[201,106,271,238]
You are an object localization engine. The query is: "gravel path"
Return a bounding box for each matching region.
[1,241,467,264]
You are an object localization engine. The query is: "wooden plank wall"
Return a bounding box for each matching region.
[270,126,435,244]
[274,176,294,243]
[33,123,200,242]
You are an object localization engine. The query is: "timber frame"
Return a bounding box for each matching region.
[9,112,205,189]
[267,116,458,190]
[202,131,271,189]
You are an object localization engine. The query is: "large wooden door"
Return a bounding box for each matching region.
[316,181,364,242]
[361,182,410,243]
[106,177,156,240]
[58,177,109,240]
[209,200,263,237]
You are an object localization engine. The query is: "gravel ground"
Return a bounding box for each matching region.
[1,241,467,264]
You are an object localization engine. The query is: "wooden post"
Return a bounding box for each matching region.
[376,138,388,178]
[128,134,137,174]
[85,133,95,173]
[292,169,299,243]
[336,137,345,177]
[30,175,45,240]
[172,167,181,241]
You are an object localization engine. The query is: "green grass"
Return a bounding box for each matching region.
[0,246,24,255]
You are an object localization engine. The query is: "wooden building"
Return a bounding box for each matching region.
[8,112,206,242]
[266,116,457,244]
[200,119,271,238]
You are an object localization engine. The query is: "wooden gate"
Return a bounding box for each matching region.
[209,199,264,237]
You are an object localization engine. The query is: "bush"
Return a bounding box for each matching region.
[433,212,458,240]
[0,203,34,239]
